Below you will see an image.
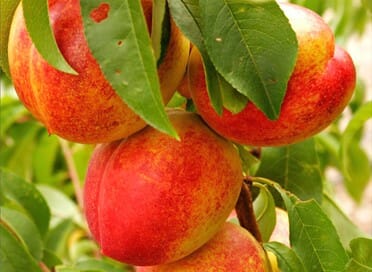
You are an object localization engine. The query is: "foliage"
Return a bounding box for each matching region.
[1,0,371,271]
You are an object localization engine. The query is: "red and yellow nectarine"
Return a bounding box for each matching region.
[83,110,243,266]
[136,222,268,271]
[188,3,356,146]
[8,0,189,143]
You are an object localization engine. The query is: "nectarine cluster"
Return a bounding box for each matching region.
[7,0,356,270]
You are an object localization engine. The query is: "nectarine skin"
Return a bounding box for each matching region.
[8,0,189,143]
[83,111,243,266]
[136,222,268,271]
[189,3,356,146]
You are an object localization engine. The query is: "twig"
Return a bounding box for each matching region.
[235,177,263,243]
[58,138,84,210]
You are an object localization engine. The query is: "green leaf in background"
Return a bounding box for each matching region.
[340,101,372,202]
[42,249,63,269]
[75,258,130,272]
[362,0,372,11]
[199,0,298,120]
[0,96,28,138]
[256,138,323,203]
[264,242,307,272]
[0,121,41,179]
[32,132,62,184]
[0,207,43,260]
[37,185,84,228]
[349,237,372,268]
[321,193,367,251]
[80,0,177,138]
[44,218,75,258]
[0,224,42,272]
[0,169,50,237]
[253,183,276,242]
[22,0,77,74]
[0,0,20,77]
[345,260,372,272]
[282,195,349,272]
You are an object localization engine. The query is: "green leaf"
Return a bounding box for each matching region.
[0,121,41,178]
[349,237,372,268]
[0,224,42,272]
[321,193,367,251]
[0,169,50,237]
[264,242,307,272]
[253,183,276,242]
[42,249,63,269]
[167,0,203,49]
[362,0,372,11]
[32,132,61,184]
[76,258,130,272]
[0,0,20,77]
[44,218,75,258]
[0,97,28,138]
[286,198,349,271]
[22,0,77,74]
[37,185,84,228]
[80,0,177,138]
[340,101,372,202]
[151,0,170,64]
[345,259,372,272]
[199,0,298,119]
[0,207,43,260]
[256,138,323,203]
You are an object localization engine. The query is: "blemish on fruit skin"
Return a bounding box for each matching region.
[90,3,110,23]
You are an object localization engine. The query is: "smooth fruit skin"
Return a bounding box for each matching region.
[83,111,243,266]
[136,222,268,272]
[8,0,189,144]
[189,3,356,146]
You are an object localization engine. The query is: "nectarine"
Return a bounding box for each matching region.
[83,110,243,266]
[8,0,189,143]
[188,3,356,146]
[136,222,268,271]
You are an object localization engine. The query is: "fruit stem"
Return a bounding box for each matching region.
[235,177,263,243]
[59,139,84,211]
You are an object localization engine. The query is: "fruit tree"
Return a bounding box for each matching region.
[1,0,371,271]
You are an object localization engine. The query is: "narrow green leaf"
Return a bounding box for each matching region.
[80,0,177,138]
[0,169,50,237]
[0,207,43,260]
[37,185,84,228]
[167,0,203,49]
[0,224,42,272]
[219,74,249,114]
[288,199,349,271]
[22,0,77,74]
[349,237,372,268]
[253,183,276,242]
[199,0,298,119]
[340,101,372,202]
[321,193,367,251]
[264,242,307,272]
[151,0,170,64]
[256,138,323,203]
[0,0,20,77]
